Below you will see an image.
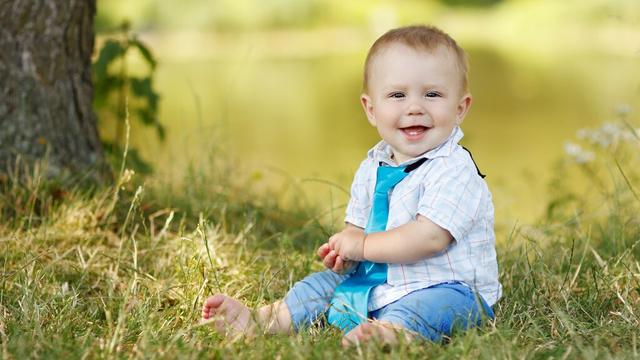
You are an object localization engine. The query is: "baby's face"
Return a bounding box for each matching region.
[361,43,471,164]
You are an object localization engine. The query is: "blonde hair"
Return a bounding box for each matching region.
[363,25,469,93]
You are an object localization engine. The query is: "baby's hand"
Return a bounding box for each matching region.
[328,227,366,262]
[317,243,357,274]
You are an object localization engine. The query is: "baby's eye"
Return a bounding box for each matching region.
[425,91,441,98]
[389,92,405,99]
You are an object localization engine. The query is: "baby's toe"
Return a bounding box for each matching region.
[341,335,355,348]
[342,328,359,347]
[359,322,373,335]
[357,323,378,343]
[342,324,372,347]
[203,294,226,309]
[202,308,213,319]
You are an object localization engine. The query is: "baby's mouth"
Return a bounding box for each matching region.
[400,125,428,137]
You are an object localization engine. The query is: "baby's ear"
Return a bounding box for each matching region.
[360,94,377,127]
[456,93,472,125]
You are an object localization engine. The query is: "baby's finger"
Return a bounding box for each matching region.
[317,243,330,258]
[333,239,341,254]
[328,235,338,250]
[323,250,337,269]
[333,256,345,273]
[323,256,335,270]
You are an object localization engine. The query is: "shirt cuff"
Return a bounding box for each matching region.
[417,209,462,244]
[344,214,367,229]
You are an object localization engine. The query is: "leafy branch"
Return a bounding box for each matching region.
[93,21,163,175]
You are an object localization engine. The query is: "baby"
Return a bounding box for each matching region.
[201,25,501,346]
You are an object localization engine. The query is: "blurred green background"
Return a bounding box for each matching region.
[95,0,640,229]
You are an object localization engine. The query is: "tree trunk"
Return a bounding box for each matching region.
[0,0,107,182]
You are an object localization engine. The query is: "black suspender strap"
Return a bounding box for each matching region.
[462,146,486,178]
[403,157,428,173]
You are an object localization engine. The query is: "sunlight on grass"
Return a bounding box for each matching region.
[1,117,639,358]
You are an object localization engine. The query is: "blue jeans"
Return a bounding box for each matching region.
[283,270,494,342]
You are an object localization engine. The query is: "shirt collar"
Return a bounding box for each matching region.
[367,127,464,166]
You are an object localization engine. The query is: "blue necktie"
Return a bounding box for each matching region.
[327,158,426,332]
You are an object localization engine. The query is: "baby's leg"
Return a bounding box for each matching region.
[283,270,348,332]
[343,282,494,346]
[201,270,347,337]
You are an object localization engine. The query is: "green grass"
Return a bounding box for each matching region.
[1,127,639,359]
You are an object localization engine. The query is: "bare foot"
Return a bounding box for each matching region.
[201,294,256,337]
[341,321,415,347]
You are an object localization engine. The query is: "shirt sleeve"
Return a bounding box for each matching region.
[416,158,484,242]
[344,159,372,229]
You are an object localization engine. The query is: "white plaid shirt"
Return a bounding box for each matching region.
[344,127,502,310]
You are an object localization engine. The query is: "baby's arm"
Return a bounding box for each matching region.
[363,215,452,263]
[330,215,452,264]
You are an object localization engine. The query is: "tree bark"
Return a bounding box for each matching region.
[0,0,107,181]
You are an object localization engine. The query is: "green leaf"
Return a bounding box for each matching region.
[155,122,166,141]
[131,38,157,70]
[130,77,150,97]
[94,75,123,102]
[130,77,160,112]
[137,108,155,125]
[93,40,125,80]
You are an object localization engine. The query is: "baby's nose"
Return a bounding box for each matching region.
[406,102,425,116]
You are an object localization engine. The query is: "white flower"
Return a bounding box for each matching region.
[564,141,595,164]
[576,128,589,140]
[564,141,581,156]
[601,122,622,137]
[615,104,632,117]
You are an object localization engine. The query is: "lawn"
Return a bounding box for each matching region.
[1,122,639,359]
